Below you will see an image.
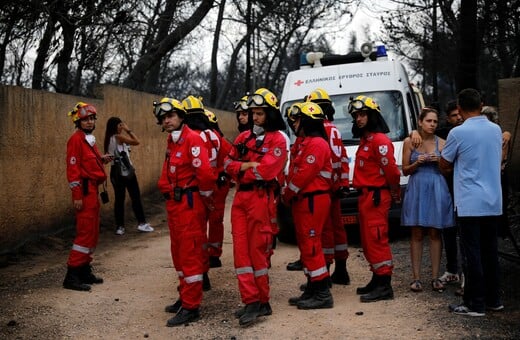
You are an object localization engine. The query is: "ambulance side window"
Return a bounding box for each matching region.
[406,93,418,131]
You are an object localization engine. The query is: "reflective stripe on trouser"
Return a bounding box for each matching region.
[321,196,349,263]
[331,197,349,260]
[358,190,393,276]
[67,182,100,267]
[207,182,230,258]
[166,193,207,310]
[292,194,331,282]
[231,190,272,304]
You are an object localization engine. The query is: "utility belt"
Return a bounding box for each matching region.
[237,180,275,192]
[82,178,99,196]
[163,186,199,204]
[359,186,390,207]
[292,190,330,202]
[292,190,330,214]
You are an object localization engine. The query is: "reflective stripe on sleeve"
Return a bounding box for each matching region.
[69,181,81,189]
[288,182,300,193]
[320,171,332,178]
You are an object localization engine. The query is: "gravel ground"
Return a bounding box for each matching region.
[1,191,519,339]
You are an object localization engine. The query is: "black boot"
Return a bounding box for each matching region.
[289,278,313,306]
[235,302,272,319]
[202,272,211,291]
[356,273,378,295]
[296,278,334,310]
[286,259,303,271]
[166,307,200,327]
[80,264,103,284]
[238,301,261,326]
[165,299,182,313]
[360,275,394,303]
[331,259,350,285]
[300,265,331,291]
[63,267,91,291]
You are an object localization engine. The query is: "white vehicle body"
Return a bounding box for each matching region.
[279,53,422,227]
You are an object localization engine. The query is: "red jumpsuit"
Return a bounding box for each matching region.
[283,136,332,282]
[224,130,287,305]
[66,130,107,268]
[207,133,232,258]
[158,125,216,310]
[321,121,350,265]
[353,132,400,276]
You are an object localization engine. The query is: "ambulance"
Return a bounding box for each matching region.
[277,44,423,243]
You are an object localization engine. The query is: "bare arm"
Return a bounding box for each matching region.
[439,157,453,176]
[116,122,140,145]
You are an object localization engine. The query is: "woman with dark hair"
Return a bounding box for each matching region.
[103,116,153,235]
[401,108,454,293]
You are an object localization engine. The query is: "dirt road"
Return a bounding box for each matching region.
[1,191,519,339]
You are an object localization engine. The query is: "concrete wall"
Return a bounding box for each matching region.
[498,78,520,190]
[0,85,238,254]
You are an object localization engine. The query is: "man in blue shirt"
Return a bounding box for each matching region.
[440,88,503,317]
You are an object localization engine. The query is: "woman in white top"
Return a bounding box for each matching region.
[103,117,153,235]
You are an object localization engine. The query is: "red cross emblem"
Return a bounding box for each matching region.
[294,80,304,86]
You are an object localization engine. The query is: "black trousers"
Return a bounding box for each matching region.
[110,166,146,227]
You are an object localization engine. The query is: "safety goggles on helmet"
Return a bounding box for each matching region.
[286,102,304,121]
[247,88,279,109]
[233,98,248,111]
[153,98,185,118]
[348,95,381,114]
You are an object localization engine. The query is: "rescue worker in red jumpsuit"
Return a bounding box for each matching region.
[155,97,216,327]
[224,88,287,326]
[64,102,112,291]
[204,108,233,268]
[283,102,334,309]
[349,95,401,302]
[181,95,222,291]
[307,88,351,285]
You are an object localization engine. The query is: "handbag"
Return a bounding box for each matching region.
[114,148,136,179]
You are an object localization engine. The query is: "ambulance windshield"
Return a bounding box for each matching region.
[282,91,407,145]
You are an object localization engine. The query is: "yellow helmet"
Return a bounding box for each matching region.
[247,88,279,109]
[153,97,185,122]
[286,102,304,121]
[348,95,381,114]
[182,95,205,113]
[68,102,97,123]
[306,88,331,104]
[204,109,218,124]
[299,102,325,120]
[233,95,249,112]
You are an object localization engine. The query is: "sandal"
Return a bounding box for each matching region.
[431,278,445,292]
[410,280,423,292]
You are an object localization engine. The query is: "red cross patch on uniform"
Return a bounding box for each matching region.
[306,155,316,164]
[274,147,282,157]
[70,156,76,165]
[170,165,176,173]
[381,157,389,166]
[192,158,202,168]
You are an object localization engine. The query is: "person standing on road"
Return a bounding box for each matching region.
[441,88,503,317]
[224,87,287,326]
[155,97,216,327]
[283,102,334,310]
[411,100,464,288]
[402,108,455,293]
[307,88,351,285]
[103,117,153,236]
[204,108,233,268]
[64,102,112,291]
[349,95,401,303]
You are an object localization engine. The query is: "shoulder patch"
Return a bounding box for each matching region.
[70,156,76,165]
[191,146,201,157]
[274,147,282,157]
[306,155,316,164]
[192,158,202,168]
[378,145,388,156]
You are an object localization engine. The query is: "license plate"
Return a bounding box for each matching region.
[341,215,358,225]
